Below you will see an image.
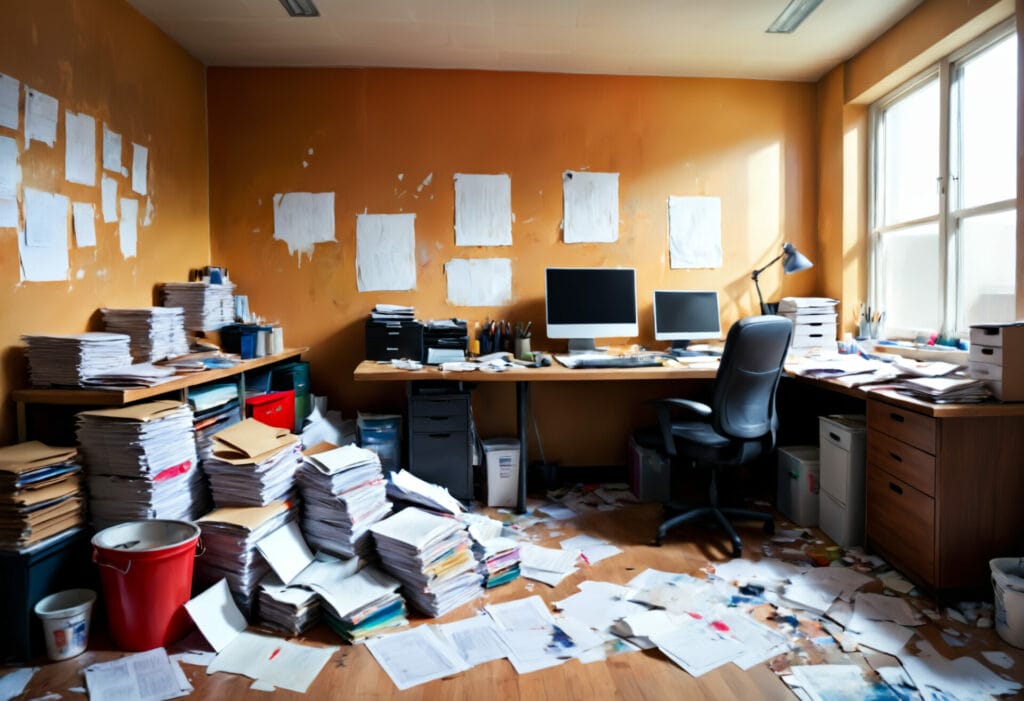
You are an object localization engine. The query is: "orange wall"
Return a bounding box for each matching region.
[0,0,210,444]
[207,68,818,464]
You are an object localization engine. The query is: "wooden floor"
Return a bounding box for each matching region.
[7,500,1024,700]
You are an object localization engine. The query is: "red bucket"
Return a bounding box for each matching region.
[92,520,201,651]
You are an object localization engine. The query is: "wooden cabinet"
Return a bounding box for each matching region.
[866,393,1024,591]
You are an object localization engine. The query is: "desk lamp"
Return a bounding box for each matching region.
[751,243,813,314]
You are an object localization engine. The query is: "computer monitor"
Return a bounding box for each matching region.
[653,290,722,352]
[545,267,638,353]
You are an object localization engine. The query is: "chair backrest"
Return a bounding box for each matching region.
[709,315,793,442]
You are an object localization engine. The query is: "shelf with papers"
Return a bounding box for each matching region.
[12,348,306,441]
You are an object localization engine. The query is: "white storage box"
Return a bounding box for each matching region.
[968,323,1024,401]
[629,436,672,502]
[818,414,866,548]
[776,445,820,527]
[482,438,520,507]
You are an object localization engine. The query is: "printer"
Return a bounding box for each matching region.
[423,319,468,364]
[364,317,423,361]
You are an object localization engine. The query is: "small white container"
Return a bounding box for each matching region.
[991,558,1024,648]
[483,438,520,507]
[776,445,820,527]
[34,588,96,661]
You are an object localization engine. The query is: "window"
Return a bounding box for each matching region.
[870,23,1017,339]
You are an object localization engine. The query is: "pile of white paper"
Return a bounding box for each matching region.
[370,303,415,320]
[299,443,392,559]
[80,362,178,388]
[195,501,296,615]
[22,332,133,387]
[202,419,302,507]
[188,384,241,461]
[84,647,193,701]
[257,572,322,636]
[161,281,236,332]
[386,469,464,516]
[370,507,482,617]
[519,542,580,587]
[101,306,190,362]
[899,376,991,403]
[311,564,409,643]
[75,400,207,530]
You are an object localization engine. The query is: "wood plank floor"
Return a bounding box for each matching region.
[6,500,1024,700]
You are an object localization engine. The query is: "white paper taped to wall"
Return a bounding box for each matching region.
[101,174,118,223]
[72,202,96,247]
[25,88,57,147]
[356,212,416,292]
[103,125,124,175]
[668,196,722,269]
[65,111,97,186]
[445,258,512,306]
[563,171,619,244]
[454,173,512,246]
[119,197,138,259]
[273,192,336,261]
[0,135,19,228]
[131,143,148,195]
[20,188,69,282]
[0,73,19,131]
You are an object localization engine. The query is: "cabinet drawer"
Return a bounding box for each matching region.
[410,413,468,432]
[818,440,851,506]
[409,431,472,500]
[867,400,935,455]
[867,430,935,496]
[410,395,469,418]
[866,467,935,585]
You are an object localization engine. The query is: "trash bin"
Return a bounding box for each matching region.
[482,438,519,508]
[991,558,1024,648]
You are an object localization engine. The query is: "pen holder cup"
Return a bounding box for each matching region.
[514,338,531,360]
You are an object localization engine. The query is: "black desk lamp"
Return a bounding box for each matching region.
[751,243,813,314]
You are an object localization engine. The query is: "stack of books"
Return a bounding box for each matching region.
[100,307,190,362]
[474,536,522,588]
[202,419,302,507]
[298,443,392,559]
[22,332,133,387]
[75,400,208,530]
[315,566,409,643]
[0,442,85,551]
[195,500,295,616]
[161,281,236,332]
[369,507,482,617]
[777,297,838,350]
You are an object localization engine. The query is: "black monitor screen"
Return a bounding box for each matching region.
[653,290,721,341]
[545,268,637,325]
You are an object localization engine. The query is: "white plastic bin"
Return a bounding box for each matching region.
[776,445,820,527]
[33,588,96,661]
[991,558,1024,648]
[482,438,520,507]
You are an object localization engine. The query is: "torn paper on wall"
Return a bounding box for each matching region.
[356,213,416,292]
[65,111,96,186]
[103,125,124,175]
[72,202,96,247]
[668,196,722,269]
[0,73,18,131]
[454,173,512,246]
[273,192,336,261]
[0,135,19,228]
[132,143,148,195]
[445,258,512,306]
[563,171,619,243]
[20,188,69,282]
[25,88,57,147]
[101,174,118,223]
[120,197,138,259]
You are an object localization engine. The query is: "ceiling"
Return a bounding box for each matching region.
[126,0,923,82]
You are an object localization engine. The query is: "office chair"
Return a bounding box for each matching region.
[642,315,793,557]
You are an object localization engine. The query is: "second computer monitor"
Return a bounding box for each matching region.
[653,290,722,351]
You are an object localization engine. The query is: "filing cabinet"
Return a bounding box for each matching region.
[408,386,472,501]
[818,415,866,547]
[968,323,1024,400]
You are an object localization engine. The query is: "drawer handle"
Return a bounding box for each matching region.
[889,413,905,423]
[386,346,399,351]
[889,482,903,495]
[981,347,993,355]
[387,331,400,336]
[428,433,452,438]
[889,451,902,462]
[828,432,840,442]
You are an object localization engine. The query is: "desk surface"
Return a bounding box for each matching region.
[353,359,718,383]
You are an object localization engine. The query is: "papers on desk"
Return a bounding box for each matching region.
[80,362,178,388]
[0,441,84,550]
[101,306,190,363]
[75,401,205,530]
[202,419,302,507]
[22,332,133,387]
[161,282,236,332]
[898,376,991,403]
[298,443,392,559]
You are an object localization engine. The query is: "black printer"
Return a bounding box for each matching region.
[423,319,468,364]
[364,318,424,361]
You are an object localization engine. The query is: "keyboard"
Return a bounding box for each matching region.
[555,354,664,369]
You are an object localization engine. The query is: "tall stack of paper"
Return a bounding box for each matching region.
[299,443,392,559]
[370,507,482,617]
[315,566,408,643]
[101,307,190,362]
[161,282,236,332]
[0,442,85,550]
[256,572,322,635]
[188,384,241,460]
[75,401,207,530]
[777,297,839,350]
[202,419,302,508]
[475,536,522,588]
[22,332,133,387]
[899,376,992,403]
[195,500,295,615]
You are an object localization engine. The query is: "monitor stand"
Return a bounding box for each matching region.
[668,340,704,358]
[567,339,598,355]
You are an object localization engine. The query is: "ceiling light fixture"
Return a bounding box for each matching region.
[279,0,319,18]
[765,0,823,33]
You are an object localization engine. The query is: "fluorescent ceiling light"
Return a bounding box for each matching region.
[766,0,823,33]
[279,0,319,17]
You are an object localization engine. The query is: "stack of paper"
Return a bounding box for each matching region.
[314,565,409,643]
[0,441,84,550]
[195,501,296,615]
[22,332,133,387]
[777,297,839,350]
[474,536,521,588]
[188,384,241,460]
[161,282,236,332]
[370,304,415,321]
[386,469,464,516]
[202,419,302,507]
[298,443,392,559]
[898,376,991,403]
[370,507,482,617]
[101,307,190,362]
[80,362,178,388]
[75,401,207,530]
[256,572,322,636]
[518,542,581,587]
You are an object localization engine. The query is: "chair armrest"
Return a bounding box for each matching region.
[646,398,712,457]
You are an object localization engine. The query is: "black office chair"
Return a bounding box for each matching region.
[641,315,793,557]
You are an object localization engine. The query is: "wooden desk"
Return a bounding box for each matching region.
[354,360,718,513]
[13,348,306,441]
[791,375,1024,592]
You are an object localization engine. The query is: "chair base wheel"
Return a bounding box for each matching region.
[763,520,775,535]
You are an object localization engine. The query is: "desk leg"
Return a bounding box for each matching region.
[516,380,529,514]
[16,401,26,442]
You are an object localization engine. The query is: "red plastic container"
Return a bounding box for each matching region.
[91,520,200,651]
[245,389,295,431]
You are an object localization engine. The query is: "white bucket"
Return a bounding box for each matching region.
[991,558,1024,648]
[33,588,96,661]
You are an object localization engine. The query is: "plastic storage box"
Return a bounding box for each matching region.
[245,390,295,431]
[270,361,312,433]
[482,438,520,507]
[358,413,403,473]
[819,414,867,547]
[220,324,260,359]
[776,445,820,527]
[628,435,671,502]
